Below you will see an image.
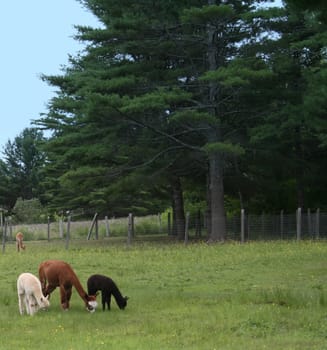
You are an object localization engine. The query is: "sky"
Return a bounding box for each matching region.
[0,0,100,152]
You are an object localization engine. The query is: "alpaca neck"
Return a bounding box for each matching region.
[71,275,89,304]
[111,285,125,307]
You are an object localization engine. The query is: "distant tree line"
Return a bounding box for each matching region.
[0,0,326,241]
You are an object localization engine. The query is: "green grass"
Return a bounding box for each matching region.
[1,240,327,349]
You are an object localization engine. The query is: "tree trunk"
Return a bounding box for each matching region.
[295,128,305,208]
[206,0,227,241]
[171,176,185,240]
[208,153,226,242]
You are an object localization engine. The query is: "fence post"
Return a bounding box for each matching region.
[127,213,133,246]
[59,218,63,239]
[105,216,110,237]
[296,208,301,241]
[280,210,284,240]
[7,217,12,241]
[241,209,245,243]
[158,213,162,234]
[47,216,51,242]
[66,214,71,250]
[167,212,171,236]
[316,208,320,239]
[184,212,190,245]
[261,212,265,239]
[195,210,202,238]
[0,209,2,230]
[95,215,99,240]
[87,213,98,240]
[1,209,5,254]
[307,208,312,238]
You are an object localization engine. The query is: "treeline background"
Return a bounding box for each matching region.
[0,0,326,242]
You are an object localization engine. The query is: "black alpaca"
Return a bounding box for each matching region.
[87,274,128,311]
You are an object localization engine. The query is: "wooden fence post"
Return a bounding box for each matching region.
[167,212,171,236]
[307,208,312,238]
[184,212,190,245]
[1,209,5,254]
[95,215,98,240]
[296,208,301,241]
[105,216,110,237]
[87,213,98,240]
[280,210,284,240]
[47,216,50,242]
[261,212,265,238]
[158,213,162,234]
[66,214,71,250]
[241,209,245,243]
[59,217,63,238]
[127,213,133,246]
[6,216,12,241]
[316,208,320,239]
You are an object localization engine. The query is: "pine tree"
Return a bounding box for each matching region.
[249,3,327,209]
[37,0,299,238]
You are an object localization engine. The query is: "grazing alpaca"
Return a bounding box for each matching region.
[38,260,98,312]
[16,232,26,252]
[87,274,128,311]
[17,272,50,316]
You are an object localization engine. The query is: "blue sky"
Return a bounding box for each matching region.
[0,0,99,152]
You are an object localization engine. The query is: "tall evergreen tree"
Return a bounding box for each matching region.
[37,0,289,239]
[249,3,327,210]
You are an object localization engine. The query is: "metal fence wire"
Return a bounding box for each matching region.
[186,209,326,241]
[2,208,327,244]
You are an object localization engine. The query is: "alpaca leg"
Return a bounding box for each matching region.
[29,295,38,316]
[101,291,106,311]
[66,287,72,309]
[24,295,31,315]
[107,293,112,310]
[60,286,68,310]
[60,286,72,310]
[18,293,25,315]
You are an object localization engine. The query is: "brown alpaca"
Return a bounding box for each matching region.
[38,260,98,312]
[16,232,26,252]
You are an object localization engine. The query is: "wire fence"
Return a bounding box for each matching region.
[188,208,326,242]
[1,208,326,249]
[230,209,325,241]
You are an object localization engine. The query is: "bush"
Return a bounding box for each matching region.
[12,198,48,224]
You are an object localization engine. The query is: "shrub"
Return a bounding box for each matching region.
[12,198,48,224]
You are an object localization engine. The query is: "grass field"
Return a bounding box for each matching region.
[1,239,327,349]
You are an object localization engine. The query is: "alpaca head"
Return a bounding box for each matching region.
[86,295,98,313]
[119,296,129,310]
[39,295,50,310]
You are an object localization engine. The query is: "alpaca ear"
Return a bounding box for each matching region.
[46,295,49,300]
[125,296,129,301]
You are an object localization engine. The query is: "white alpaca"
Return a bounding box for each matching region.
[17,272,50,316]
